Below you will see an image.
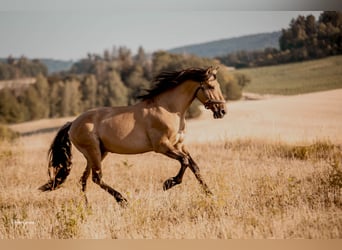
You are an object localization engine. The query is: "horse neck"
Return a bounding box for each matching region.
[154,80,199,115]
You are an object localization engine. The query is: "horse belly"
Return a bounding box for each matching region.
[104,135,152,154]
[99,117,152,154]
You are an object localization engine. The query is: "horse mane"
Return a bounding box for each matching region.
[137,67,214,101]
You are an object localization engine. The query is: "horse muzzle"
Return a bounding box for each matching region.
[213,108,226,119]
[204,100,226,119]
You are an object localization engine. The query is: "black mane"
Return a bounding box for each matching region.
[137,67,213,100]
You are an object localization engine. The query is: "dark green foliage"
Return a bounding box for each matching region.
[0,56,47,80]
[169,31,281,58]
[81,75,97,110]
[0,87,26,123]
[0,46,249,122]
[218,11,342,68]
[98,71,128,107]
[0,124,20,142]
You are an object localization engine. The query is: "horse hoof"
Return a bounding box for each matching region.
[163,178,178,191]
[38,181,56,192]
[118,198,128,208]
[38,182,52,192]
[204,189,213,196]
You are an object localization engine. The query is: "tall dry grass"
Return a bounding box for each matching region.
[0,133,341,239]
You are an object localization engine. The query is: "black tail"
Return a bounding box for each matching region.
[39,122,73,192]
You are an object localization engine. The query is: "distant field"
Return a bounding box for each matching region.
[239,56,342,95]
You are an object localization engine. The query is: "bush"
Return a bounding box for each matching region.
[0,124,20,142]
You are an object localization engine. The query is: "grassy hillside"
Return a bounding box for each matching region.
[169,31,281,58]
[240,55,342,95]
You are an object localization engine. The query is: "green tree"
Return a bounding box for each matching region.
[49,81,64,117]
[125,65,150,104]
[23,85,45,120]
[0,88,26,123]
[34,74,50,118]
[61,80,82,116]
[96,70,128,107]
[217,71,245,100]
[81,74,98,110]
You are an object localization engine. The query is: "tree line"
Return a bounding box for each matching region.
[0,47,249,124]
[217,11,342,68]
[0,56,47,80]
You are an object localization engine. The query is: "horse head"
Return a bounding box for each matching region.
[195,66,227,119]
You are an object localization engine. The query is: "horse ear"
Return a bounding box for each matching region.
[212,66,219,75]
[206,66,219,76]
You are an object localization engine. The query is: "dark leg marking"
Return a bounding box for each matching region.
[188,156,213,195]
[92,170,128,207]
[163,164,187,191]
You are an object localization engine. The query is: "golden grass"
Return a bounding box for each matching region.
[1,133,341,239]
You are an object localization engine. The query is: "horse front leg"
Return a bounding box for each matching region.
[159,142,212,195]
[187,155,213,195]
[163,164,187,191]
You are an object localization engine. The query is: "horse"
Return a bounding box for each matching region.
[39,66,226,206]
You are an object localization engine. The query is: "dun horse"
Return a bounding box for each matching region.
[39,66,226,206]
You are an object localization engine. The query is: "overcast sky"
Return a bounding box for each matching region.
[0,1,326,60]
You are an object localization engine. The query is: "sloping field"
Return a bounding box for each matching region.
[240,55,342,95]
[10,89,342,144]
[187,89,342,144]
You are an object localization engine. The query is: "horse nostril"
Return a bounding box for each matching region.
[221,109,226,116]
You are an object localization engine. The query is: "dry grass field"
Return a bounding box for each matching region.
[1,89,342,239]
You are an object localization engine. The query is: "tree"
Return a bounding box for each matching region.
[34,74,50,118]
[217,70,245,100]
[49,81,64,117]
[0,88,26,123]
[81,74,98,110]
[135,46,147,65]
[125,65,150,104]
[61,80,82,116]
[23,85,45,120]
[97,71,128,107]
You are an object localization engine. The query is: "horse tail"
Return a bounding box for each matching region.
[39,122,73,192]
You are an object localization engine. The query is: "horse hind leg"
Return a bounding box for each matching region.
[76,142,127,207]
[80,164,91,192]
[91,168,128,207]
[79,150,107,192]
[86,149,127,207]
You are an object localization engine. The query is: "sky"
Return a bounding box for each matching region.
[0,1,328,60]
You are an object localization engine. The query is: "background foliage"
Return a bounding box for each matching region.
[0,48,247,124]
[217,11,342,68]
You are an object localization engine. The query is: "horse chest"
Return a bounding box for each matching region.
[175,130,185,144]
[169,118,186,145]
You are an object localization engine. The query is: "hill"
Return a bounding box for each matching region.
[0,57,73,74]
[168,31,281,58]
[40,58,74,73]
[239,55,342,95]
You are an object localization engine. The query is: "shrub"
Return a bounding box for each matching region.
[0,124,19,142]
